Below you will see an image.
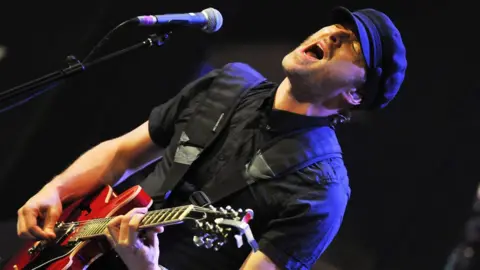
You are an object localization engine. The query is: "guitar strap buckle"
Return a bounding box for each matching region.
[189,191,211,207]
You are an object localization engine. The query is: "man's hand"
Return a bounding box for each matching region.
[17,184,63,240]
[105,207,164,270]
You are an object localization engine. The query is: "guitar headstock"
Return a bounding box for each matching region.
[184,205,258,252]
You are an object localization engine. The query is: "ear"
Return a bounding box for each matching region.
[342,89,362,106]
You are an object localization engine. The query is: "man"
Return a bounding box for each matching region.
[15,6,406,270]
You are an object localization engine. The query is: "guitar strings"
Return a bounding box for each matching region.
[56,205,215,228]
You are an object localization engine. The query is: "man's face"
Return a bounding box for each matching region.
[282,24,367,104]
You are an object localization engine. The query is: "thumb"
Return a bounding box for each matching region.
[153,226,164,233]
[43,206,61,238]
[145,228,161,247]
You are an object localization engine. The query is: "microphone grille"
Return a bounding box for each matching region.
[201,8,223,33]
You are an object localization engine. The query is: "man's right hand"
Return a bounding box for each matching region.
[17,184,63,240]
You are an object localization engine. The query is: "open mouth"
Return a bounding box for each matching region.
[303,44,324,60]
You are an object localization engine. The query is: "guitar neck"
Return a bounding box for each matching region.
[73,205,195,239]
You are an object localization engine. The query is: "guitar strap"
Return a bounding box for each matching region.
[245,126,342,181]
[203,126,342,204]
[152,62,267,207]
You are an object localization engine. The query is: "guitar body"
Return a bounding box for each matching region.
[3,185,152,270]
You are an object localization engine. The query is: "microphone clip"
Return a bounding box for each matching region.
[143,32,171,48]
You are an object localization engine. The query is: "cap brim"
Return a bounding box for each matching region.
[331,6,371,69]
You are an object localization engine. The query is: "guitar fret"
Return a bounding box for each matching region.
[163,210,175,222]
[179,205,193,220]
[146,210,168,226]
[95,220,108,235]
[141,210,162,226]
[140,213,156,225]
[155,209,173,223]
[75,218,109,239]
[150,210,166,224]
[165,207,183,222]
[73,205,194,239]
[172,208,183,219]
[93,220,104,235]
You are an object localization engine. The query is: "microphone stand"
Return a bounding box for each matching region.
[0,32,171,110]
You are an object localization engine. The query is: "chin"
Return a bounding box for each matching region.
[281,54,292,73]
[282,53,303,78]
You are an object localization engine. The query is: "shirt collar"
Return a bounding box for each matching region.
[263,87,332,134]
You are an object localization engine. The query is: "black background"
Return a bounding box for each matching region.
[0,1,479,269]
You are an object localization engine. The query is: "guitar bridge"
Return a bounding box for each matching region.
[27,241,46,255]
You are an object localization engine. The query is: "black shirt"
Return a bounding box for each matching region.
[144,67,351,270]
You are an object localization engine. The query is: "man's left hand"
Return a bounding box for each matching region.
[105,207,164,270]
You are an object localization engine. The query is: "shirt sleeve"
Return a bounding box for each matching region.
[258,159,351,270]
[148,68,221,147]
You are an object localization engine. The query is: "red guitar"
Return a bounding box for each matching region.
[2,185,257,270]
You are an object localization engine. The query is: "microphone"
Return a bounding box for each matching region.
[133,7,223,33]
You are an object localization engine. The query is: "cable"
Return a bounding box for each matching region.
[83,19,134,63]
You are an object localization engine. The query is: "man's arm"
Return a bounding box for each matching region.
[240,251,280,270]
[50,121,161,202]
[47,66,225,202]
[16,121,161,240]
[18,67,222,240]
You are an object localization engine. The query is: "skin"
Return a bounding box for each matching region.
[16,22,366,270]
[275,23,366,117]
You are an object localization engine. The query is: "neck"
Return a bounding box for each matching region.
[72,205,193,240]
[273,78,339,117]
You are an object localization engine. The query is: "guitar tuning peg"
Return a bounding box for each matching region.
[237,208,243,213]
[204,237,214,249]
[219,207,227,213]
[193,235,205,247]
[213,241,225,251]
[195,220,203,228]
[225,205,232,210]
[226,208,238,216]
[205,222,214,231]
[215,225,224,233]
[209,205,217,211]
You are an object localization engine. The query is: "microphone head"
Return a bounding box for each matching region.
[201,8,223,33]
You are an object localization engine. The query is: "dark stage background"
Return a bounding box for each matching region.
[0,1,479,269]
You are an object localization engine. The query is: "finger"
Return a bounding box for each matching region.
[154,226,164,233]
[117,207,148,245]
[126,207,149,216]
[17,215,35,239]
[17,211,27,237]
[104,229,116,247]
[43,207,61,239]
[22,207,49,240]
[107,215,123,229]
[107,216,123,245]
[118,213,143,246]
[126,213,145,246]
[143,228,161,247]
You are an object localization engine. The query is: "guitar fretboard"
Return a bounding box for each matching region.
[73,205,194,239]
